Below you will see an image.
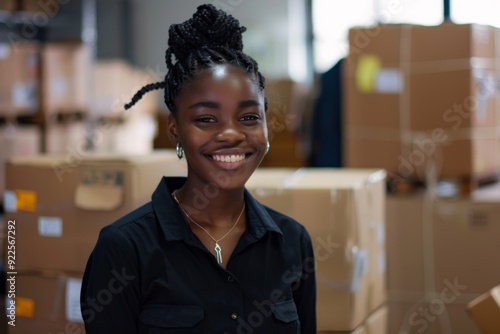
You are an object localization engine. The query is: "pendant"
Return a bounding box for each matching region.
[215,243,223,265]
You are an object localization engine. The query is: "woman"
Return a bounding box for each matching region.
[81,4,316,333]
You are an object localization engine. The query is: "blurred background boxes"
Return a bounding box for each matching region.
[318,304,388,334]
[247,168,387,332]
[344,23,500,187]
[42,42,91,118]
[386,183,500,334]
[0,42,39,117]
[7,273,85,334]
[0,124,41,203]
[4,150,187,273]
[0,0,16,11]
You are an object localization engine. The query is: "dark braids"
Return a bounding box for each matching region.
[124,4,267,113]
[124,82,165,110]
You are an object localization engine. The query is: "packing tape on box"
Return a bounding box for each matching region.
[316,247,369,292]
[399,25,413,160]
[346,126,500,142]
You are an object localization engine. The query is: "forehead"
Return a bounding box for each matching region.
[179,64,262,99]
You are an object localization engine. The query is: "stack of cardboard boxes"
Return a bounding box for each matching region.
[0,40,162,204]
[344,23,500,188]
[386,188,500,334]
[3,150,187,333]
[246,168,388,333]
[344,22,500,333]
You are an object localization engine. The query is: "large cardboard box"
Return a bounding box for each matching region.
[7,273,85,334]
[3,150,187,272]
[247,168,387,332]
[386,185,500,334]
[318,304,388,334]
[0,125,41,204]
[344,23,500,183]
[0,42,39,116]
[466,285,500,334]
[42,42,91,117]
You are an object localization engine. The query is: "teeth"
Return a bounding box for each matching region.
[213,154,245,162]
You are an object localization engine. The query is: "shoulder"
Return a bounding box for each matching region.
[97,201,157,245]
[258,202,312,243]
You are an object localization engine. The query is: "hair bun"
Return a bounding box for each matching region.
[168,4,246,61]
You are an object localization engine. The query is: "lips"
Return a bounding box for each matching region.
[208,152,251,170]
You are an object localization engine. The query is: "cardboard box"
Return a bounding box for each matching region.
[0,42,39,116]
[386,186,500,334]
[7,273,85,334]
[386,194,426,296]
[247,168,387,331]
[92,59,159,117]
[467,285,500,334]
[42,42,91,116]
[0,125,41,204]
[0,0,16,11]
[388,299,480,334]
[318,304,388,334]
[3,150,187,272]
[344,23,500,182]
[45,121,88,154]
[92,113,157,155]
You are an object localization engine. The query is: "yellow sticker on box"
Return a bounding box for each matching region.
[16,297,35,318]
[356,54,381,93]
[16,190,37,212]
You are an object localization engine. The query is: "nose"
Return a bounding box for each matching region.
[215,120,245,143]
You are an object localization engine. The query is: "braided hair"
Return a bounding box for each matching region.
[124,4,267,114]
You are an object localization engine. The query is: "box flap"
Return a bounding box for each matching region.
[74,184,123,211]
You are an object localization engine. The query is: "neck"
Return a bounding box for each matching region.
[173,184,245,227]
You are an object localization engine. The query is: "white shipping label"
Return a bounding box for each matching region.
[0,44,11,59]
[379,251,386,273]
[375,69,403,93]
[38,217,63,237]
[3,190,17,213]
[376,223,385,244]
[66,279,84,323]
[350,248,369,292]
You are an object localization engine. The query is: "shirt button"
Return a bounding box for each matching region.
[227,276,235,282]
[231,313,238,320]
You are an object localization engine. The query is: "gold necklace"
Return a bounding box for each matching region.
[172,190,245,265]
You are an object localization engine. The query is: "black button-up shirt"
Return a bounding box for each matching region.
[81,177,316,333]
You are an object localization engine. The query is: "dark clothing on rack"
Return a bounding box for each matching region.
[310,58,344,167]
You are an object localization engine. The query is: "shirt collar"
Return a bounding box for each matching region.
[151,176,283,242]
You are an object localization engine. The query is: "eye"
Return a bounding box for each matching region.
[195,116,217,123]
[240,114,261,122]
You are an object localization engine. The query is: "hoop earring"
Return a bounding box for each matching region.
[176,143,184,159]
[265,141,270,155]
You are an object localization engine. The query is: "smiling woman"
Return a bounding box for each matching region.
[81,4,316,334]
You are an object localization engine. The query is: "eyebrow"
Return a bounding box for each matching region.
[188,100,261,109]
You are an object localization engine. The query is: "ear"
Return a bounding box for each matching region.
[166,113,179,145]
